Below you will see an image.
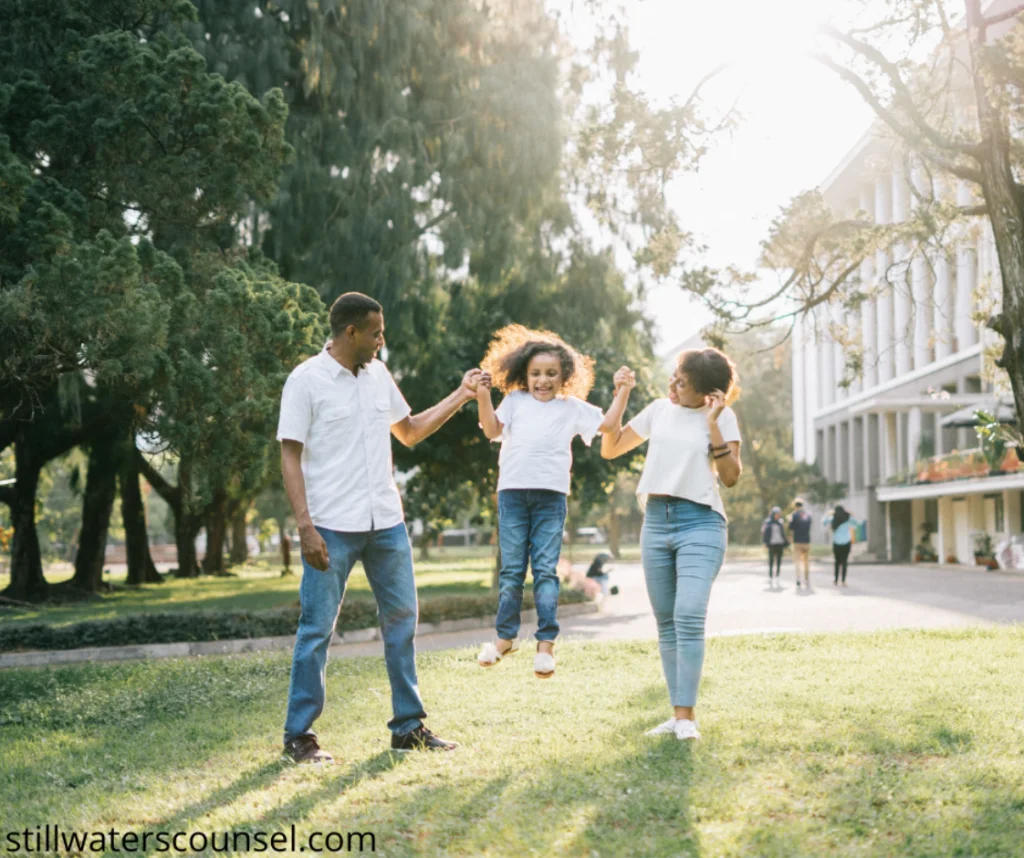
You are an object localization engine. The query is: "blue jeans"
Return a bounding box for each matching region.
[283,523,425,743]
[641,497,728,708]
[496,489,567,642]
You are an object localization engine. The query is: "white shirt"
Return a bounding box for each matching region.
[628,399,741,521]
[493,391,604,494]
[276,349,412,531]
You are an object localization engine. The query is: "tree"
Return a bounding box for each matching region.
[684,1,1024,426]
[0,0,312,598]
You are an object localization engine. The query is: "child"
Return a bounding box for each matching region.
[474,324,634,678]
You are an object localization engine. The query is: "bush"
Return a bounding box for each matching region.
[0,590,586,653]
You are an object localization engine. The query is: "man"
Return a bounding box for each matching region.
[788,497,813,589]
[277,292,481,763]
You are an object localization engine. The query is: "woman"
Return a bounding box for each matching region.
[761,506,788,587]
[823,505,858,586]
[602,348,742,741]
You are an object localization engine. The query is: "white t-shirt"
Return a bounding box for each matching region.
[493,390,604,494]
[276,350,412,532]
[628,398,741,521]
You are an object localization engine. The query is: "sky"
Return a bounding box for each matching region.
[557,0,878,354]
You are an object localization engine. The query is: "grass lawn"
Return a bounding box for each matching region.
[0,553,495,629]
[1,628,1022,857]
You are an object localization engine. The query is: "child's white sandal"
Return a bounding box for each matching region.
[478,640,518,667]
[533,651,555,679]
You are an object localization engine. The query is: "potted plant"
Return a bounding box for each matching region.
[975,410,1009,475]
[1001,445,1021,473]
[972,531,999,570]
[914,522,938,563]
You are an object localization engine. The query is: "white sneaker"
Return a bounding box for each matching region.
[673,719,701,741]
[644,718,678,736]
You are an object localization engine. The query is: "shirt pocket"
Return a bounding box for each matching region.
[374,398,392,425]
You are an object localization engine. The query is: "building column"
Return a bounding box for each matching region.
[820,423,832,480]
[908,407,923,472]
[955,180,978,352]
[892,168,913,376]
[859,184,878,389]
[882,412,899,481]
[832,304,845,393]
[793,315,807,462]
[875,173,894,383]
[934,254,953,360]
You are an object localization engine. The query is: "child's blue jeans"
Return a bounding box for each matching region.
[495,489,567,642]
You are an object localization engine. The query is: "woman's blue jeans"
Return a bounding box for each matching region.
[496,489,567,642]
[641,497,728,708]
[283,523,426,743]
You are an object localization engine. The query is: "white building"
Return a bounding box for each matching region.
[792,118,1022,563]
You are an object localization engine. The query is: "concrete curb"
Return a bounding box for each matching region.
[0,601,600,670]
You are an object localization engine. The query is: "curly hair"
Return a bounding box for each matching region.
[677,348,741,405]
[480,324,595,400]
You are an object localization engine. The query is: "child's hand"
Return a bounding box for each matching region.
[476,371,492,398]
[613,366,636,392]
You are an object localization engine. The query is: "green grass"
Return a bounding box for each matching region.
[0,554,495,628]
[1,628,1022,857]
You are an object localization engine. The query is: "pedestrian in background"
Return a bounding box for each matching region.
[761,506,788,587]
[788,497,813,589]
[823,505,859,586]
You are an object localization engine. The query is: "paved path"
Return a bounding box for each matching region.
[336,558,1024,659]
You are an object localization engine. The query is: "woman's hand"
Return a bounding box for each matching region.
[705,388,727,422]
[613,366,636,393]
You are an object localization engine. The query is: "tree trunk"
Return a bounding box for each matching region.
[607,510,621,559]
[175,514,200,578]
[121,437,162,585]
[203,488,229,575]
[966,3,1024,433]
[1,448,47,602]
[419,533,432,561]
[70,429,120,592]
[229,504,249,566]
[279,519,292,576]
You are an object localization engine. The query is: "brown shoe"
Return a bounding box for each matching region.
[283,735,334,764]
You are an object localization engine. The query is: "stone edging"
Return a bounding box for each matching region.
[0,601,600,670]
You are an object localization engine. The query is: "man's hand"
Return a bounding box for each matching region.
[459,368,484,401]
[613,366,636,393]
[299,525,330,571]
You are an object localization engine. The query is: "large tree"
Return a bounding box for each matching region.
[0,0,317,598]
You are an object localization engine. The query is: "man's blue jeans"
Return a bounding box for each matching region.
[641,497,728,708]
[496,489,567,642]
[283,522,425,743]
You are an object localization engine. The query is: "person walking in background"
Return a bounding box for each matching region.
[788,497,813,589]
[823,504,859,586]
[761,506,788,587]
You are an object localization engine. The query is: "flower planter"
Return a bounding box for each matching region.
[975,555,999,570]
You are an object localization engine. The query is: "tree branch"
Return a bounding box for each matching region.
[982,4,1024,29]
[820,25,979,155]
[137,451,180,509]
[812,53,985,184]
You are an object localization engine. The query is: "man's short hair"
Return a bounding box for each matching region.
[329,292,382,338]
[793,497,805,507]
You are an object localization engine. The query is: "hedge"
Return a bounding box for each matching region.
[0,590,587,653]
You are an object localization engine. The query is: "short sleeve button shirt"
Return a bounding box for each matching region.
[276,349,412,532]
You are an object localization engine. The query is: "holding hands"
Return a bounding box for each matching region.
[613,366,636,394]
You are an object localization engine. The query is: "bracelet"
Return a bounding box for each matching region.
[708,443,729,454]
[713,450,732,460]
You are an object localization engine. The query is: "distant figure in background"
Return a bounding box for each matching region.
[788,497,813,589]
[761,506,788,587]
[823,505,859,586]
[586,551,618,597]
